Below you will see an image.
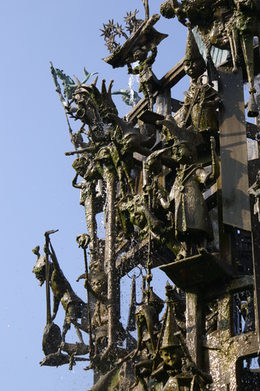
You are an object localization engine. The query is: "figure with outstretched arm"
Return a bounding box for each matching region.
[158,136,219,260]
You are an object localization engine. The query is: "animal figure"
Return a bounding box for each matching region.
[32,242,62,356]
[32,236,88,344]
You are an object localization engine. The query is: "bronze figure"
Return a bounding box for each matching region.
[249,169,260,221]
[33,233,88,345]
[37,1,260,388]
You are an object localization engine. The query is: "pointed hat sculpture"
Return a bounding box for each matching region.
[161,298,181,349]
[184,25,206,80]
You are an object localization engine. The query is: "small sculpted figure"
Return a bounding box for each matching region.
[113,114,156,157]
[157,136,219,260]
[248,170,260,221]
[179,77,220,135]
[103,10,168,111]
[71,124,139,199]
[118,191,169,243]
[32,244,62,356]
[71,79,118,139]
[183,26,206,83]
[149,283,184,389]
[164,283,186,334]
[152,286,211,390]
[95,141,135,198]
[146,116,200,174]
[72,153,103,185]
[161,0,260,116]
[131,288,164,390]
[88,270,109,357]
[160,0,216,78]
[231,0,260,116]
[155,300,184,388]
[160,0,214,29]
[175,27,221,140]
[170,27,221,169]
[85,269,126,370]
[240,290,255,333]
[32,237,88,344]
[127,45,158,110]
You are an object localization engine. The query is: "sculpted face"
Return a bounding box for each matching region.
[172,142,194,164]
[160,346,182,368]
[89,260,101,273]
[90,272,107,295]
[184,59,199,79]
[160,1,176,19]
[72,157,89,177]
[132,48,147,63]
[32,256,46,286]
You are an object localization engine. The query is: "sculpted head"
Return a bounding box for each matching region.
[32,246,53,286]
[160,345,183,369]
[72,155,89,177]
[160,1,176,19]
[32,252,46,286]
[90,271,107,295]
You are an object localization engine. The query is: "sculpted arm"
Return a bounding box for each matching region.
[157,187,171,210]
[196,136,219,188]
[49,241,62,273]
[52,295,60,321]
[146,46,157,66]
[72,173,82,189]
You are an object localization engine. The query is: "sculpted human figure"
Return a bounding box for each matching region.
[118,189,170,245]
[161,0,260,116]
[130,288,164,390]
[248,170,260,221]
[174,27,221,143]
[32,237,88,344]
[231,0,260,116]
[153,300,184,388]
[157,136,219,260]
[84,270,109,360]
[32,244,62,356]
[151,286,211,390]
[180,78,220,134]
[85,269,126,370]
[127,45,158,110]
[160,0,214,28]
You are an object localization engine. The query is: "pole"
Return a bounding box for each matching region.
[83,247,94,359]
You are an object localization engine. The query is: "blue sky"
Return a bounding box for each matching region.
[0,1,187,390]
